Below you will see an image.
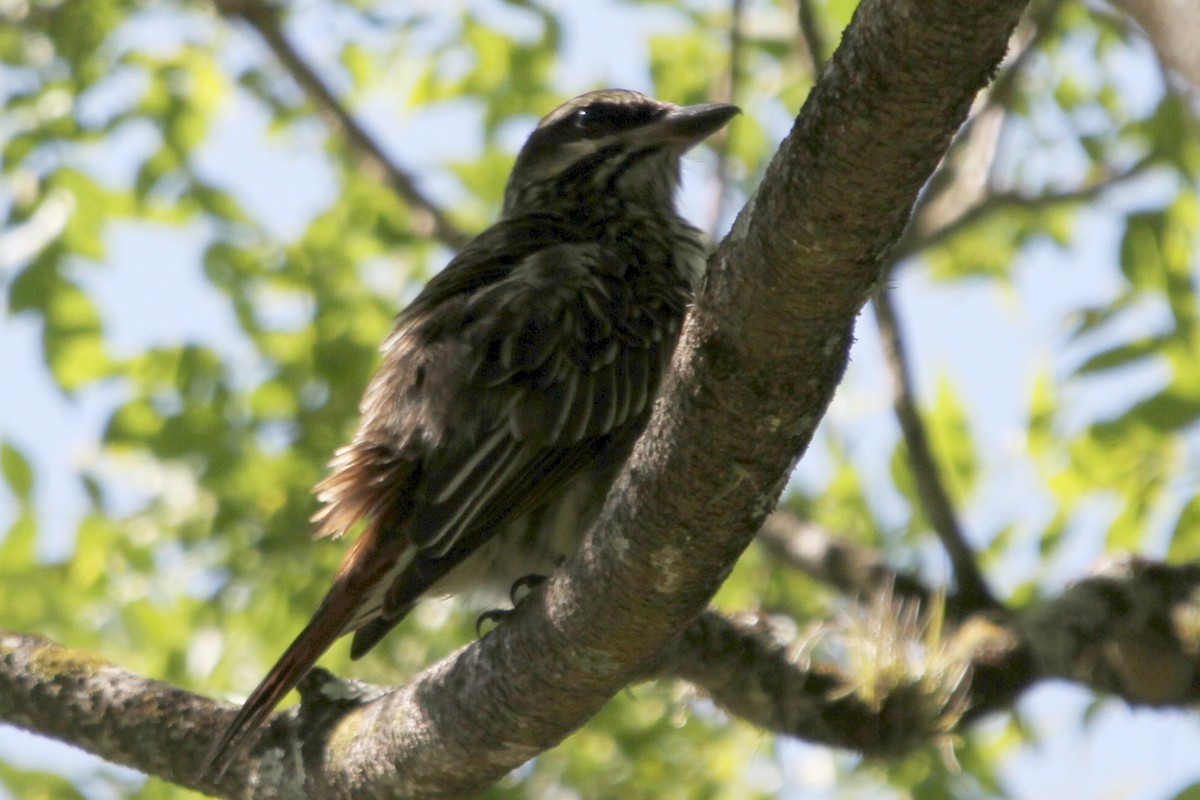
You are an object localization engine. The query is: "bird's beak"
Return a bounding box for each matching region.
[636,102,741,150]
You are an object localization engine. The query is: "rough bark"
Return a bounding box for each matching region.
[0,0,1034,797]
[6,558,1200,794]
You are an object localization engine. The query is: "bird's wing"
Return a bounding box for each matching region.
[201,220,578,779]
[346,241,686,655]
[413,243,675,553]
[309,213,585,545]
[202,225,685,777]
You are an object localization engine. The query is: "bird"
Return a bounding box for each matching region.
[203,88,739,776]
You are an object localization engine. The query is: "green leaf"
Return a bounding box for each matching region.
[448,146,514,210]
[1092,389,1200,437]
[43,280,111,391]
[1,442,34,502]
[0,762,88,800]
[1168,782,1200,800]
[1167,495,1200,562]
[51,168,130,261]
[105,397,166,444]
[1075,336,1169,375]
[1119,212,1164,291]
[1038,512,1067,559]
[340,42,375,91]
[8,245,61,315]
[929,376,978,502]
[649,30,726,109]
[67,514,116,593]
[0,512,37,570]
[1026,370,1058,457]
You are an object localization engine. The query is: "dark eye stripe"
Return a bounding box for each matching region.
[572,101,664,135]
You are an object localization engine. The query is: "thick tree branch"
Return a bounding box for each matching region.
[7,559,1200,781]
[0,632,210,787]
[213,0,472,251]
[2,0,1028,796]
[202,0,1026,794]
[661,559,1200,747]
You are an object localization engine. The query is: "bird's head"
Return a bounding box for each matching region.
[503,89,740,216]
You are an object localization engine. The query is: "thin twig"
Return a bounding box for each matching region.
[758,510,936,610]
[893,157,1154,261]
[707,0,747,236]
[865,0,1148,612]
[979,0,1063,109]
[796,0,828,75]
[873,288,998,612]
[886,0,1056,262]
[214,0,471,251]
[878,165,1151,614]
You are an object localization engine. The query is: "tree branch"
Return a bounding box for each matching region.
[893,158,1155,261]
[213,0,472,251]
[796,0,828,76]
[707,0,747,235]
[867,79,1153,608]
[0,632,212,788]
[757,510,935,609]
[873,288,998,611]
[1,0,1030,796]
[851,9,1042,613]
[887,0,1062,261]
[858,5,1143,612]
[661,558,1200,748]
[7,558,1199,784]
[266,0,1026,792]
[852,9,1039,610]
[1110,0,1200,91]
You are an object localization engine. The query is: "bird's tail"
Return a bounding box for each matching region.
[200,526,403,779]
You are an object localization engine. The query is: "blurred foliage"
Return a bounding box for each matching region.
[1,0,1199,798]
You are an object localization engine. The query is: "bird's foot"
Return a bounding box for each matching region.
[509,572,547,606]
[474,573,549,637]
[475,608,510,637]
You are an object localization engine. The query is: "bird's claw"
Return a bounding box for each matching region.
[510,573,547,606]
[474,574,549,638]
[475,608,510,637]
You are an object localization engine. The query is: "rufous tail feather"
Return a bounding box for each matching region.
[201,527,398,778]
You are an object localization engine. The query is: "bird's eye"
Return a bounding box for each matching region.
[565,102,649,136]
[571,105,622,136]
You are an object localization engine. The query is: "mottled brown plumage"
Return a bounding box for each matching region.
[203,89,738,776]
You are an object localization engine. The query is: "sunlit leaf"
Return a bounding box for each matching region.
[929,376,978,502]
[1,442,34,502]
[1167,495,1200,562]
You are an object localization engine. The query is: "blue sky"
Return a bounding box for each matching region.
[2,1,1200,797]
